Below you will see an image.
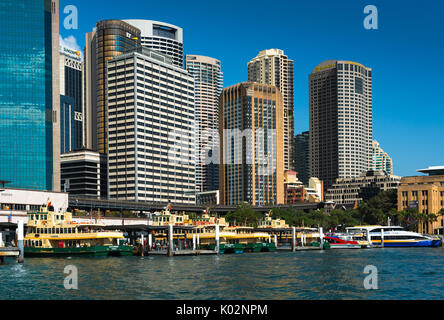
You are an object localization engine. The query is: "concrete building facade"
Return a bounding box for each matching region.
[248,49,294,172]
[219,82,284,206]
[309,60,373,192]
[86,20,141,154]
[294,131,310,185]
[326,170,400,205]
[124,20,184,68]
[106,47,195,204]
[60,150,106,199]
[185,55,223,193]
[398,166,444,234]
[371,140,393,174]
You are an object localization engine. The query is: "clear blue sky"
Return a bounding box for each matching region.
[59,0,444,177]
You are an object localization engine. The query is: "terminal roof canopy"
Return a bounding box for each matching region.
[417,166,444,176]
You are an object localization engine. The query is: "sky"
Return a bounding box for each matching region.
[59,0,444,177]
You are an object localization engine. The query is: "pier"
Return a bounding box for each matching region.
[0,247,20,264]
[0,221,24,264]
[104,224,218,256]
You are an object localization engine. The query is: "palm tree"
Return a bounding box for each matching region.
[439,208,444,235]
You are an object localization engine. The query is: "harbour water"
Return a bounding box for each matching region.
[0,247,442,300]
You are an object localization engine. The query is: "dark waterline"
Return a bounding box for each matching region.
[0,247,443,300]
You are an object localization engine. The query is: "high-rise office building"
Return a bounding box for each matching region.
[83,30,97,151]
[86,20,141,154]
[0,0,60,191]
[294,131,310,186]
[60,45,83,153]
[371,140,393,174]
[219,82,284,206]
[309,60,373,192]
[248,49,294,171]
[185,55,223,193]
[61,150,106,198]
[124,20,183,68]
[107,47,195,204]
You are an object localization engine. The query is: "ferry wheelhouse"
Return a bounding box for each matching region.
[257,216,289,229]
[24,206,133,256]
[346,226,442,247]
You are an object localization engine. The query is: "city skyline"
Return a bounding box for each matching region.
[59,0,444,178]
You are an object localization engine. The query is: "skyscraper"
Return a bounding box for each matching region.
[185,55,223,193]
[123,20,183,68]
[371,140,393,174]
[294,131,310,186]
[248,49,294,171]
[107,47,196,204]
[85,20,141,154]
[0,0,60,191]
[219,83,284,206]
[60,45,83,153]
[83,30,97,151]
[309,60,373,192]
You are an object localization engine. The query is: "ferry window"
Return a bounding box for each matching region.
[44,215,47,220]
[52,228,55,234]
[56,228,60,233]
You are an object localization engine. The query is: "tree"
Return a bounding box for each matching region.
[225,203,262,227]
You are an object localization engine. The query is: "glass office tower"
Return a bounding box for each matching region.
[0,0,56,190]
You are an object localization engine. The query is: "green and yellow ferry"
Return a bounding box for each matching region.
[24,205,132,257]
[222,226,276,253]
[187,224,244,254]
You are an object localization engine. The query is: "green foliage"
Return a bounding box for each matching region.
[225,203,263,227]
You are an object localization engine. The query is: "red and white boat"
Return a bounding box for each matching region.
[323,235,371,249]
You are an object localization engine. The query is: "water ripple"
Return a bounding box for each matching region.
[0,248,442,299]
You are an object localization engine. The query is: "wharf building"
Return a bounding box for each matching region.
[398,166,444,235]
[0,0,60,191]
[309,60,373,193]
[0,188,68,218]
[123,20,184,68]
[219,83,284,206]
[106,47,196,204]
[60,45,83,153]
[325,170,400,205]
[60,150,107,199]
[248,49,294,171]
[294,131,310,186]
[185,55,223,193]
[371,140,393,175]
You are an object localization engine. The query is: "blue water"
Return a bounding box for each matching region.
[0,248,443,299]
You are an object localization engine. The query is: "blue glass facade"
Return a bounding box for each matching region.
[60,59,83,153]
[0,0,53,190]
